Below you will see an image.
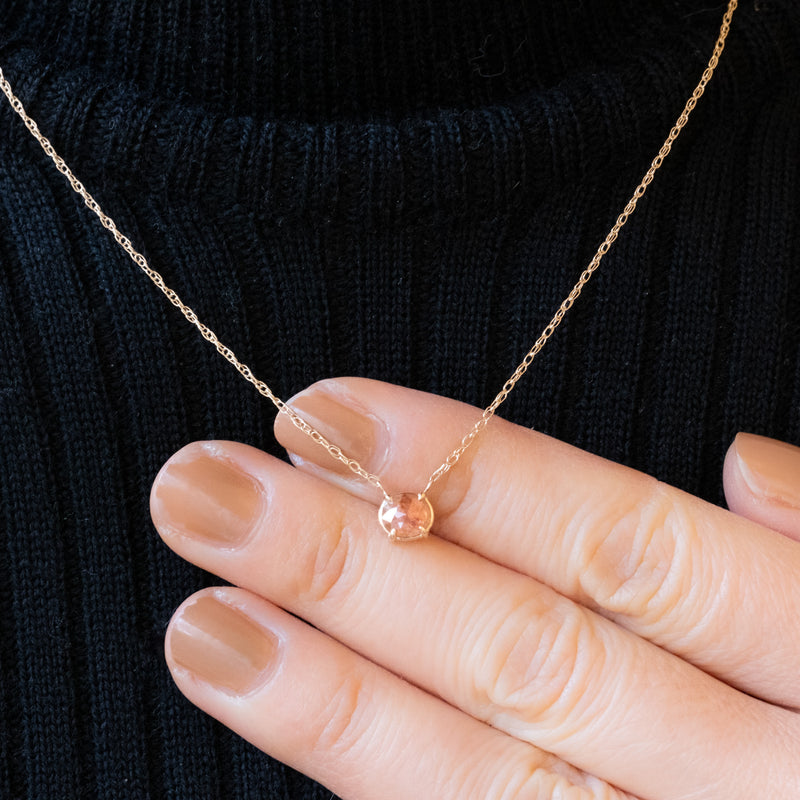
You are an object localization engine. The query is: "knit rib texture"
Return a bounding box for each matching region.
[0,1,798,798]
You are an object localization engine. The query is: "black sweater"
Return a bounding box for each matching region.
[1,1,798,798]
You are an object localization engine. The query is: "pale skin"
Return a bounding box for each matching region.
[149,377,800,799]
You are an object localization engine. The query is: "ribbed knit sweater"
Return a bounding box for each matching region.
[0,1,798,798]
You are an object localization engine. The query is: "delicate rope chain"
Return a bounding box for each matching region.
[0,67,388,498]
[423,0,737,493]
[0,0,736,502]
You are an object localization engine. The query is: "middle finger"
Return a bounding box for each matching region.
[150,440,795,800]
[275,378,800,710]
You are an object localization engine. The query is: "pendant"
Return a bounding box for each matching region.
[378,492,434,542]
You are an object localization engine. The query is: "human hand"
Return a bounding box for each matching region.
[149,379,800,799]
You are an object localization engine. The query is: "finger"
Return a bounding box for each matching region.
[165,586,633,800]
[151,442,798,800]
[273,378,800,708]
[723,432,800,541]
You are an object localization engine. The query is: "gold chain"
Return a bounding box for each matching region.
[0,0,736,505]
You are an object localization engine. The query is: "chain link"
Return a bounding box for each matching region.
[0,0,736,502]
[425,0,736,493]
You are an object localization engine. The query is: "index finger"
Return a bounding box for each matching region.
[274,377,800,709]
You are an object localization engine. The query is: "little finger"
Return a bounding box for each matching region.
[165,586,632,800]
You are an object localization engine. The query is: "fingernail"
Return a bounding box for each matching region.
[280,385,384,477]
[152,443,265,546]
[733,433,800,510]
[168,593,280,694]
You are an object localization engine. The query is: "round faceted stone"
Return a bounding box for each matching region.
[378,492,434,541]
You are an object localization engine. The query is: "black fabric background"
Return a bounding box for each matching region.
[0,1,798,798]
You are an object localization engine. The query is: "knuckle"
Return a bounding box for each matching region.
[503,770,631,800]
[474,751,634,800]
[295,510,358,605]
[577,479,701,624]
[475,598,600,737]
[309,670,370,756]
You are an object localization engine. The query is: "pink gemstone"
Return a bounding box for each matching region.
[378,493,434,541]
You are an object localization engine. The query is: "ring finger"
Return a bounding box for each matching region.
[151,440,796,799]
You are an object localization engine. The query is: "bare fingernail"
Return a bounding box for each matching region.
[277,383,385,477]
[733,433,800,510]
[167,593,280,695]
[151,443,265,547]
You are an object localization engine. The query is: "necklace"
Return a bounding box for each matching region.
[0,0,737,541]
